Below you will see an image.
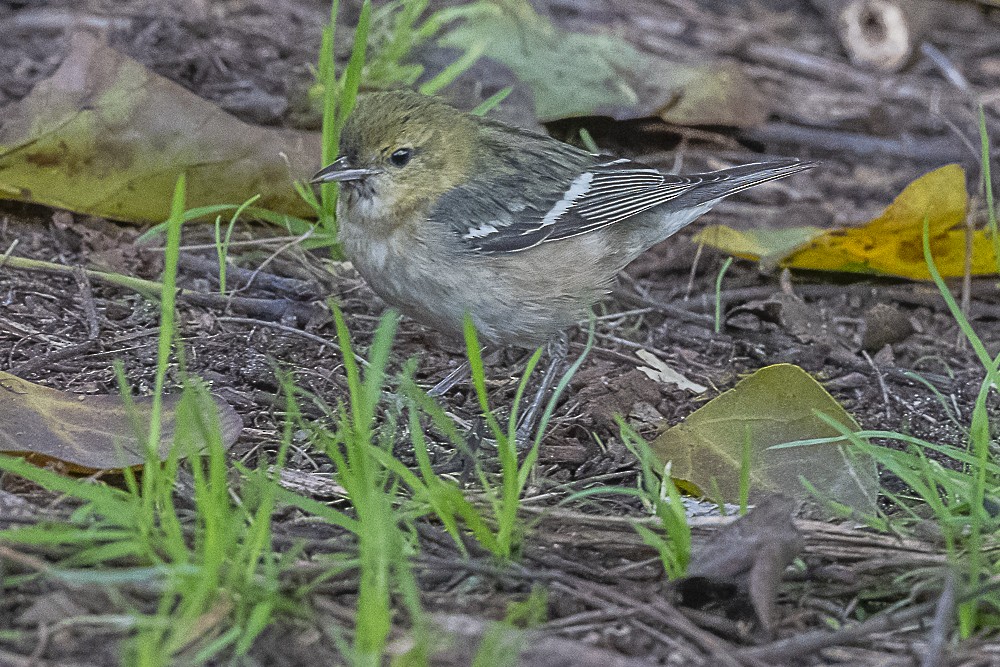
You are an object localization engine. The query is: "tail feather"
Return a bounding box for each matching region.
[683,159,816,206]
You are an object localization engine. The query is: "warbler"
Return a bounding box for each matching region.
[312,91,813,348]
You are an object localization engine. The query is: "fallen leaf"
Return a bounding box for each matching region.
[695,225,826,263]
[650,364,877,512]
[655,61,770,127]
[635,350,707,393]
[696,165,999,279]
[0,371,241,473]
[675,495,802,635]
[0,32,320,223]
[439,1,768,125]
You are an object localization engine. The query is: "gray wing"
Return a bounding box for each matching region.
[434,155,813,254]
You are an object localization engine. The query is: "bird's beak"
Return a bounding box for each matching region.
[310,156,380,184]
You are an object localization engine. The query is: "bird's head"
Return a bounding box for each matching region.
[311,91,478,229]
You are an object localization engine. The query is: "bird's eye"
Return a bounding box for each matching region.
[389,148,413,167]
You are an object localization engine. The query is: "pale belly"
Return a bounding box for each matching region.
[339,222,603,347]
[336,201,712,347]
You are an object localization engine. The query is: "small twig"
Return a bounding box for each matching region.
[925,95,981,162]
[179,293,321,324]
[215,316,367,368]
[861,350,893,420]
[176,253,320,299]
[144,235,309,252]
[612,287,716,327]
[12,340,99,378]
[0,543,55,575]
[3,254,166,299]
[72,266,101,341]
[684,239,705,301]
[921,570,957,667]
[3,254,324,323]
[920,42,973,96]
[737,599,938,662]
[28,622,50,664]
[890,393,940,426]
[570,577,748,667]
[215,315,333,349]
[230,227,317,297]
[737,122,970,162]
[0,7,132,32]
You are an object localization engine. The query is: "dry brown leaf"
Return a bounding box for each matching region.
[0,371,241,473]
[675,495,803,635]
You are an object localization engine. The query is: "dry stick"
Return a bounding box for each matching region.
[0,647,101,667]
[741,576,1000,663]
[612,287,716,327]
[744,42,882,90]
[0,543,55,575]
[430,612,663,667]
[176,253,320,299]
[684,239,705,301]
[737,598,938,662]
[229,227,317,297]
[921,571,957,667]
[630,620,700,662]
[666,283,966,314]
[861,350,894,421]
[72,266,101,340]
[2,255,164,299]
[215,316,366,368]
[737,122,967,162]
[920,42,974,96]
[12,339,99,378]
[738,577,1000,663]
[3,254,322,324]
[416,553,742,667]
[184,293,319,324]
[550,578,744,667]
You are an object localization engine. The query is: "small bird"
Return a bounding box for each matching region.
[313,91,813,349]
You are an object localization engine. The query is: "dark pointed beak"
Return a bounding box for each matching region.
[310,156,380,184]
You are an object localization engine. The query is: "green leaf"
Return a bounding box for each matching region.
[650,364,878,512]
[438,1,768,124]
[0,32,320,223]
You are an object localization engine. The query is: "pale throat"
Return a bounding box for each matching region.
[339,179,431,241]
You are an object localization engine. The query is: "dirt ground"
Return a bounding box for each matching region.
[2,0,1000,665]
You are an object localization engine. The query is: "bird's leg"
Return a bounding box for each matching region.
[427,347,503,396]
[428,360,471,397]
[515,333,569,446]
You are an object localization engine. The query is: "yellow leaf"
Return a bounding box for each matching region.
[695,165,999,280]
[784,164,996,279]
[695,225,825,262]
[650,364,877,512]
